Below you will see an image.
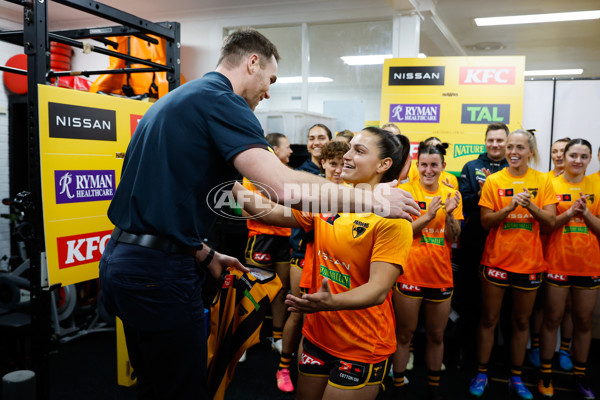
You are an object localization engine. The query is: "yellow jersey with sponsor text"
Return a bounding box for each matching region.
[242,177,291,237]
[545,175,600,276]
[397,180,463,288]
[479,168,557,274]
[292,209,412,363]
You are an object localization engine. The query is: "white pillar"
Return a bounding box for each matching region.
[301,22,309,111]
[392,13,420,57]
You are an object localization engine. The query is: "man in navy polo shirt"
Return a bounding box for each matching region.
[99,28,420,399]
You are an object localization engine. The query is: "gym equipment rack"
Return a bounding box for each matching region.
[0,2,181,398]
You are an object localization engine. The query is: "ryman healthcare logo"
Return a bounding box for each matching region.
[49,102,117,141]
[388,66,445,86]
[389,104,440,123]
[54,170,115,204]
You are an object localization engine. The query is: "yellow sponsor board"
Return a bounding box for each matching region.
[380,56,525,174]
[38,85,152,286]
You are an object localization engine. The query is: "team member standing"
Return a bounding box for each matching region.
[456,123,508,365]
[275,140,348,393]
[547,137,571,178]
[242,133,293,361]
[408,137,458,189]
[469,130,557,400]
[99,29,419,400]
[537,139,600,399]
[392,143,462,400]
[297,124,332,174]
[238,127,413,400]
[529,136,575,370]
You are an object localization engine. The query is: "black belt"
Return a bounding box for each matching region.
[111,227,196,256]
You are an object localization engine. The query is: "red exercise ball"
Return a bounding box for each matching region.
[2,54,28,95]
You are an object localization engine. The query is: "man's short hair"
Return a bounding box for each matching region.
[217,28,280,68]
[485,123,509,137]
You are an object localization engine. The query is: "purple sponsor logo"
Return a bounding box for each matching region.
[55,170,115,204]
[389,104,440,123]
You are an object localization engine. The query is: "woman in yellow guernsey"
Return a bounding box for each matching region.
[537,139,600,399]
[469,129,557,400]
[407,137,459,189]
[391,142,462,400]
[234,127,413,400]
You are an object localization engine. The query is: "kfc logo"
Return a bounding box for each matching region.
[222,274,234,288]
[130,114,143,137]
[300,352,324,366]
[459,67,516,85]
[253,253,271,262]
[401,283,421,292]
[487,268,507,280]
[547,273,567,282]
[57,230,112,269]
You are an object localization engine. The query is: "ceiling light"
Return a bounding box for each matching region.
[341,54,392,66]
[475,10,600,26]
[341,54,426,65]
[524,69,583,76]
[276,76,333,84]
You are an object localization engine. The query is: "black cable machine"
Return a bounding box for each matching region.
[0,1,181,398]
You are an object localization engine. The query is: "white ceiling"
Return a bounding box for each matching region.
[0,0,598,78]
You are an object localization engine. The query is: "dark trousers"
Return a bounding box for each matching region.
[99,239,208,399]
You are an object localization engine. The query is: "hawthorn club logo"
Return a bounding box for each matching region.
[352,220,369,239]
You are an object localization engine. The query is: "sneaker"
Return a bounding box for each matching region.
[469,373,488,397]
[575,377,596,400]
[508,376,533,400]
[406,351,415,370]
[527,347,541,368]
[270,338,282,354]
[276,368,294,393]
[537,378,554,398]
[558,349,573,371]
[239,350,247,363]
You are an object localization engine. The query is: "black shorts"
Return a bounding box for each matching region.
[544,273,600,289]
[244,234,291,267]
[290,257,304,270]
[298,338,388,389]
[394,282,453,302]
[482,265,541,290]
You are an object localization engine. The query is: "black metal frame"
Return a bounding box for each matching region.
[0,1,181,398]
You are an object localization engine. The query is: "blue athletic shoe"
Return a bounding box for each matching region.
[469,373,488,397]
[527,347,540,368]
[509,376,533,400]
[558,349,573,371]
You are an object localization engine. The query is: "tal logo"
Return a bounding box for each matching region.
[462,104,510,124]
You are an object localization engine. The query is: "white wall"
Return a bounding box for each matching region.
[523,80,600,175]
[0,41,24,261]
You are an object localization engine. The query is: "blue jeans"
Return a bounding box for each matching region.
[99,239,208,399]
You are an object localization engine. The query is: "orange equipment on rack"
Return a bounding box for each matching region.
[89,35,184,98]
